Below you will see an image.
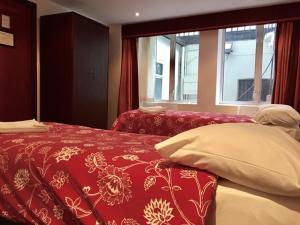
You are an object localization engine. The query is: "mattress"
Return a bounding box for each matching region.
[209,179,300,225]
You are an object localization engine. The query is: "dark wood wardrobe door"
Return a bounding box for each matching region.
[72,14,108,129]
[40,13,74,124]
[0,0,36,121]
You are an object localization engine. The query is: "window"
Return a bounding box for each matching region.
[220,24,276,104]
[139,32,200,103]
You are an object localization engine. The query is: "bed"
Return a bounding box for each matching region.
[1,113,299,225]
[0,123,217,225]
[112,110,252,136]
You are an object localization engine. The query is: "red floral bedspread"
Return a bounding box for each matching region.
[0,123,217,225]
[112,110,253,136]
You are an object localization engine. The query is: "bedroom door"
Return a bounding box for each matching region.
[0,0,36,121]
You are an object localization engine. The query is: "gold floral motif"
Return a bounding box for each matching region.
[38,146,52,155]
[11,139,24,144]
[65,197,91,218]
[1,211,8,217]
[97,166,132,206]
[153,116,162,126]
[121,218,140,225]
[144,176,156,191]
[54,146,84,162]
[0,152,8,173]
[121,155,139,161]
[177,117,185,123]
[53,205,64,220]
[129,113,136,118]
[106,219,140,225]
[82,186,91,194]
[107,221,117,225]
[85,152,107,173]
[33,208,51,225]
[180,169,197,179]
[144,199,174,225]
[14,169,30,191]
[208,176,217,190]
[50,171,69,189]
[38,190,52,204]
[1,184,12,195]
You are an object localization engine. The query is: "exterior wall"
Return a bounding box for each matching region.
[223,39,274,102]
[182,44,198,97]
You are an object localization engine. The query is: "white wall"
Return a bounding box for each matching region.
[29,0,70,121]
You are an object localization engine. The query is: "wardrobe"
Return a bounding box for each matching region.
[40,12,109,129]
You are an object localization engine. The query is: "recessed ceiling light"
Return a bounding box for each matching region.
[135,12,140,17]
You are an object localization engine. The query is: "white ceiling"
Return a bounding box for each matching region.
[50,0,298,25]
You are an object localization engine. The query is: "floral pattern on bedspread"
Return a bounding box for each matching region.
[0,123,217,225]
[112,110,252,136]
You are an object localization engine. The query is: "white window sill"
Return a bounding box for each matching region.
[142,100,197,106]
[217,101,271,107]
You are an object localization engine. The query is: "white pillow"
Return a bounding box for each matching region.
[273,126,300,142]
[155,123,300,196]
[254,104,300,127]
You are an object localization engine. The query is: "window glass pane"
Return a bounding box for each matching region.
[222,26,257,102]
[261,24,276,102]
[155,36,170,100]
[154,78,163,100]
[174,32,199,102]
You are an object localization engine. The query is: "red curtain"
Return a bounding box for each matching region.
[118,38,139,115]
[272,21,300,112]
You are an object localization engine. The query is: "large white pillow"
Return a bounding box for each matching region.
[254,104,300,127]
[272,126,300,142]
[155,123,300,196]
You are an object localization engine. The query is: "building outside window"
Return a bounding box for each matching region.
[220,24,277,104]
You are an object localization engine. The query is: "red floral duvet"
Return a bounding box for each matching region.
[0,123,217,225]
[112,110,252,136]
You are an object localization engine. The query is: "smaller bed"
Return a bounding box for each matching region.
[112,109,252,136]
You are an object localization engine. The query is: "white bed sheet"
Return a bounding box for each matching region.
[209,179,300,225]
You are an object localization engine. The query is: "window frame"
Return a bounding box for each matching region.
[218,24,276,105]
[153,33,200,103]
